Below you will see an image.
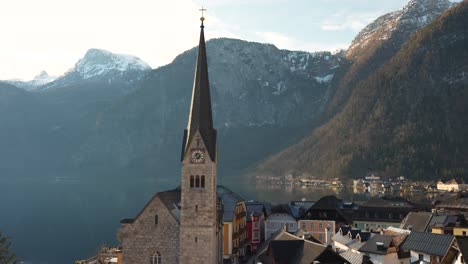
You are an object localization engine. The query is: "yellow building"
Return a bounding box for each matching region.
[454,227,468,236]
[218,186,247,261]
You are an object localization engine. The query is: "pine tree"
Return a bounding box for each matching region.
[0,231,19,264]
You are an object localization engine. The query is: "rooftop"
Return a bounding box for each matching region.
[401,232,454,256]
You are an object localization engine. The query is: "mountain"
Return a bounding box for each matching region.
[41,48,151,91]
[5,71,57,91]
[324,0,453,121]
[347,0,453,59]
[71,39,344,179]
[256,1,468,180]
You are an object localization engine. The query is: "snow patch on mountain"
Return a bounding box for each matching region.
[346,0,453,58]
[273,81,287,95]
[75,49,151,79]
[314,74,334,84]
[30,71,57,86]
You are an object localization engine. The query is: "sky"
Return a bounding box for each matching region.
[0,0,419,80]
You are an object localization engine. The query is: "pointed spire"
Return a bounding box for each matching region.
[181,17,217,161]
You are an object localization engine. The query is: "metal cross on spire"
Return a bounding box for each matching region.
[199,6,207,22]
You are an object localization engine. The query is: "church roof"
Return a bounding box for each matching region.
[120,188,181,224]
[122,185,246,225]
[181,20,216,162]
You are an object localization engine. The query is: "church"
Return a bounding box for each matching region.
[118,15,225,264]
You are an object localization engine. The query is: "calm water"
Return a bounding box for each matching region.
[0,175,429,264]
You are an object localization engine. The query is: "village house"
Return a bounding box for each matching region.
[427,214,466,235]
[245,201,267,254]
[302,195,353,229]
[358,234,409,264]
[434,192,468,218]
[218,186,248,261]
[298,219,336,245]
[332,227,374,253]
[400,212,433,232]
[437,179,468,192]
[401,232,458,264]
[353,196,427,232]
[256,228,350,264]
[265,204,298,240]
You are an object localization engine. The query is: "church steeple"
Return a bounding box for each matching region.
[181,17,217,162]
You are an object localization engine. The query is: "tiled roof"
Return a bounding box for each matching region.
[401,232,454,256]
[311,195,342,210]
[270,204,294,216]
[293,228,322,244]
[358,235,395,255]
[361,196,413,208]
[340,250,365,264]
[269,240,304,263]
[400,212,433,232]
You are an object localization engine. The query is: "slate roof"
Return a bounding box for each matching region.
[121,188,182,224]
[273,231,349,264]
[435,192,468,210]
[245,202,266,222]
[270,204,294,216]
[293,228,322,244]
[340,250,365,264]
[269,240,304,263]
[361,196,413,208]
[428,215,460,228]
[400,212,433,232]
[121,185,244,225]
[456,236,468,264]
[358,235,395,255]
[401,232,454,256]
[311,195,342,210]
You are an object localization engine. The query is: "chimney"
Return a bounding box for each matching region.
[325,226,332,245]
[376,242,385,251]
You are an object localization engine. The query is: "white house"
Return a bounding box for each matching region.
[264,204,297,240]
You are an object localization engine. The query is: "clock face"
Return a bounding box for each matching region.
[190,149,205,164]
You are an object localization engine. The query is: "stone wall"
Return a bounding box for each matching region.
[119,195,180,264]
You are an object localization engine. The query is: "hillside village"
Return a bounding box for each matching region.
[78,186,468,264]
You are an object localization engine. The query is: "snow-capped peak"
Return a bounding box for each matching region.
[346,0,452,59]
[31,71,57,86]
[74,49,151,79]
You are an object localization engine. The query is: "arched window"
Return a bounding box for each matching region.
[150,251,161,264]
[195,237,198,243]
[195,205,198,212]
[201,175,205,188]
[154,215,158,225]
[195,176,200,188]
[190,176,194,188]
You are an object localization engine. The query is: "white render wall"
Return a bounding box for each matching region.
[265,213,297,240]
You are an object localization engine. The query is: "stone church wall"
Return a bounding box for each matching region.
[119,195,180,264]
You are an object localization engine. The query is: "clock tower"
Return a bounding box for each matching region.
[179,16,222,264]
